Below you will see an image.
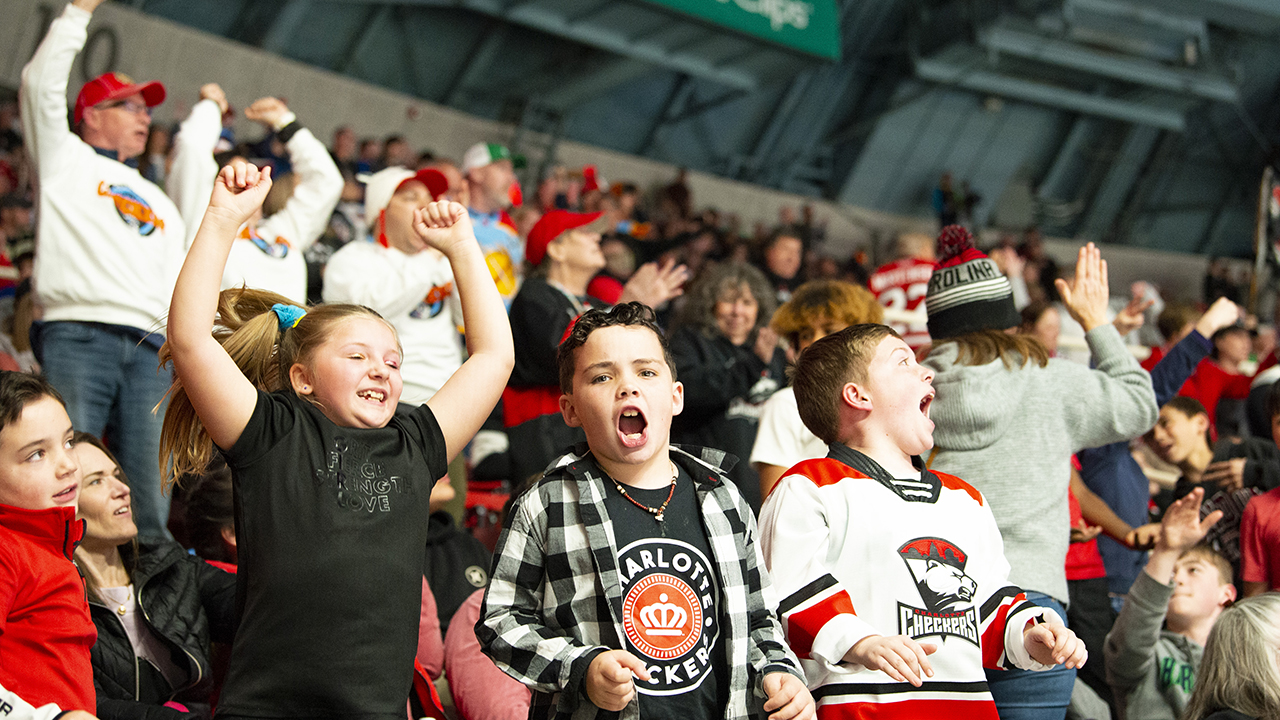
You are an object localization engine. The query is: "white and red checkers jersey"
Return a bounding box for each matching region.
[759,456,1057,720]
[868,258,934,350]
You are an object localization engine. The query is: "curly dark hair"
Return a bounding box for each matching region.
[673,262,776,341]
[557,302,677,393]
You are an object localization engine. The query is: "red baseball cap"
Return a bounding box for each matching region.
[525,210,609,267]
[74,72,166,126]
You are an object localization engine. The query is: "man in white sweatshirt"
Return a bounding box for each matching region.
[322,165,463,406]
[20,0,186,544]
[167,87,343,304]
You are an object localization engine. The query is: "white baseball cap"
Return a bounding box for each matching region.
[360,166,449,228]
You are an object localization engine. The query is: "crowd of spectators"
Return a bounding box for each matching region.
[2,2,1280,719]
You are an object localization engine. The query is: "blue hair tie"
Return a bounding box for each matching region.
[271,303,306,331]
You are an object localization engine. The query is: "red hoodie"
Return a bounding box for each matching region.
[0,503,96,711]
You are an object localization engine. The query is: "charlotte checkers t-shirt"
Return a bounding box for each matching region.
[217,390,447,719]
[604,467,728,720]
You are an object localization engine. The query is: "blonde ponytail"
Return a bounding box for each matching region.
[158,287,396,490]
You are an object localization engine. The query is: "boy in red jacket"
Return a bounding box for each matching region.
[0,371,97,718]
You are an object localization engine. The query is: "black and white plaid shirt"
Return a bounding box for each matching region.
[477,444,803,720]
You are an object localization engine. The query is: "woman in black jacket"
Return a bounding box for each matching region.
[71,433,236,720]
[668,262,785,512]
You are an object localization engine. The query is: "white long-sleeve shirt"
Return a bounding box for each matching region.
[322,240,463,405]
[168,99,343,304]
[21,3,186,333]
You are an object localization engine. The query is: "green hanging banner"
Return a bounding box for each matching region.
[638,0,841,60]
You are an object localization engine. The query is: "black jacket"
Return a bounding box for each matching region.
[668,325,785,511]
[423,511,492,634]
[89,541,237,720]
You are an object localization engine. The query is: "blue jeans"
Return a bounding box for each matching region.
[985,592,1077,720]
[39,322,172,543]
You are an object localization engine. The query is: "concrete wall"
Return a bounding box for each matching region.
[1,0,1219,303]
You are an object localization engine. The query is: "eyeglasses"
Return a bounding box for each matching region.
[96,100,152,117]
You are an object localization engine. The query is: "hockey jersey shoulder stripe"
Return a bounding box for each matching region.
[788,458,867,489]
[779,575,855,660]
[980,589,1030,670]
[934,470,983,506]
[978,585,1023,621]
[779,574,839,615]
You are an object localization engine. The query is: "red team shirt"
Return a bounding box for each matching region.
[869,258,935,351]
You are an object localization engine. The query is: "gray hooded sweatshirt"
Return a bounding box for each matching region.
[1104,571,1202,720]
[924,324,1158,601]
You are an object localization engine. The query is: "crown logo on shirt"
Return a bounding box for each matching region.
[639,593,687,636]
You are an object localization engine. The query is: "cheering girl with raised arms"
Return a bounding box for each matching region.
[161,159,513,719]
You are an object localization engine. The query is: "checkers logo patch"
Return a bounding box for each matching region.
[623,574,701,659]
[617,538,719,695]
[896,536,980,647]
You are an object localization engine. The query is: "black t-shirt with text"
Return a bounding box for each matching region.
[218,391,447,719]
[603,466,728,720]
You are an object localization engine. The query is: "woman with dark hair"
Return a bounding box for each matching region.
[669,262,786,511]
[71,433,236,720]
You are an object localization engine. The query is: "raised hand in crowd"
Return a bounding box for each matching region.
[1145,487,1223,581]
[618,257,689,309]
[1194,296,1243,339]
[244,96,292,129]
[411,201,476,257]
[846,634,937,687]
[584,649,652,711]
[200,82,228,114]
[1054,242,1109,332]
[1023,616,1087,669]
[205,160,273,228]
[1112,291,1154,337]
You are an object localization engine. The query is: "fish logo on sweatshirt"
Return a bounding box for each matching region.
[98,182,165,235]
[238,225,290,258]
[409,282,453,320]
[897,537,980,646]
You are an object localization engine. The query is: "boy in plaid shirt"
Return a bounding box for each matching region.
[478,302,812,720]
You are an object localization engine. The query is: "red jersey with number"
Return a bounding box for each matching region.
[869,258,934,350]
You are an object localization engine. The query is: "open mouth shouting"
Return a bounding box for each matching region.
[920,391,935,419]
[618,407,648,448]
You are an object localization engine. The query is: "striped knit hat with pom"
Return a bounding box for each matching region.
[925,225,1020,340]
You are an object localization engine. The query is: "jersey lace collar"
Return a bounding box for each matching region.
[826,443,942,503]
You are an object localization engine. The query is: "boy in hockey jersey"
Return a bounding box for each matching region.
[478,302,813,720]
[758,324,1086,720]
